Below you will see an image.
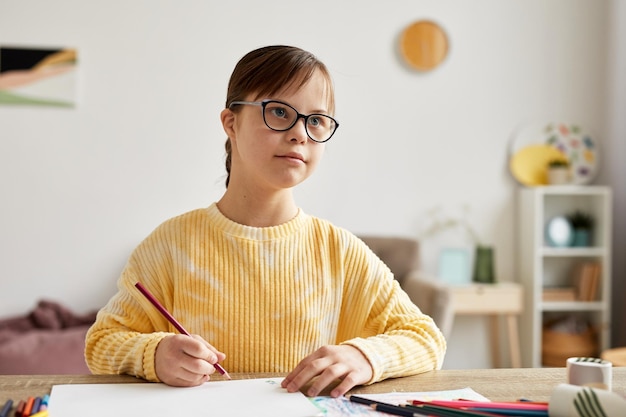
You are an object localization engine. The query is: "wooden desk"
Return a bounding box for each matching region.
[449,283,523,368]
[1,368,625,408]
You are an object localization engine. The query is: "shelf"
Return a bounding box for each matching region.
[518,186,612,368]
[541,301,605,311]
[531,185,610,196]
[541,247,606,257]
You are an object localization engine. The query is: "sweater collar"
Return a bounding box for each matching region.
[206,203,308,240]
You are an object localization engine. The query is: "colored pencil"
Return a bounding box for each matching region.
[348,394,398,408]
[14,400,25,417]
[38,395,49,411]
[0,400,12,417]
[361,398,502,417]
[31,398,41,414]
[26,411,47,417]
[410,399,549,417]
[371,403,421,417]
[403,403,502,417]
[21,398,34,417]
[134,282,231,379]
[413,399,548,411]
[466,409,547,417]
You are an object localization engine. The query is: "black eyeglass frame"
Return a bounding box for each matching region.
[229,99,339,143]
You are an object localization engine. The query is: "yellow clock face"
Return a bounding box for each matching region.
[400,20,449,71]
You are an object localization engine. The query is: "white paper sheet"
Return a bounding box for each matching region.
[48,377,322,417]
[312,387,489,416]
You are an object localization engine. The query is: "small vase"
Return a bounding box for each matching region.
[547,167,570,185]
[473,246,495,283]
[572,229,590,247]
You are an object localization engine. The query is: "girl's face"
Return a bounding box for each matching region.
[222,70,331,193]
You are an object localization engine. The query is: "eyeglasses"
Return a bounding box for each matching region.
[229,99,339,143]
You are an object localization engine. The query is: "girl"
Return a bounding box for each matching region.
[85,45,446,398]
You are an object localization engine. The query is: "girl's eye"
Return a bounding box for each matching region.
[269,107,288,119]
[308,116,329,129]
[308,117,321,127]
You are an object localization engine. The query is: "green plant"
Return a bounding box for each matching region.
[568,210,593,230]
[548,158,569,168]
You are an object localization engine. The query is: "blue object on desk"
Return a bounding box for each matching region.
[438,248,470,284]
[32,397,41,414]
[0,399,13,417]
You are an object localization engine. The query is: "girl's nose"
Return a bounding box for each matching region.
[289,117,308,143]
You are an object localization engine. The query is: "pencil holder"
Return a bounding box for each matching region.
[567,357,612,391]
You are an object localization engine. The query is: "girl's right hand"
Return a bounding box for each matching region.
[155,334,226,386]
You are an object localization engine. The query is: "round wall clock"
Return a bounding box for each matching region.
[400,20,449,71]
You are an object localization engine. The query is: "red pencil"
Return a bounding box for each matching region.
[134,282,231,380]
[14,400,25,417]
[411,399,548,411]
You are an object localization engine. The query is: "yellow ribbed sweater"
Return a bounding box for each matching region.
[85,203,446,383]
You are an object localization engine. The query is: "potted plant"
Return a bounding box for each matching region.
[546,158,570,185]
[567,210,593,247]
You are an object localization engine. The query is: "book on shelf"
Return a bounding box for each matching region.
[542,287,577,302]
[574,261,601,301]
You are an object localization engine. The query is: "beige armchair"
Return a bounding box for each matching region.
[358,236,454,339]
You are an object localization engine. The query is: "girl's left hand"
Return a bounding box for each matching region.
[281,345,373,397]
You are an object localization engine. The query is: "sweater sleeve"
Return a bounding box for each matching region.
[338,236,447,384]
[85,246,175,382]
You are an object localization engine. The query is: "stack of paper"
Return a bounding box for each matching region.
[48,378,322,417]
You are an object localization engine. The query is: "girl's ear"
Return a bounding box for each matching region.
[221,108,236,139]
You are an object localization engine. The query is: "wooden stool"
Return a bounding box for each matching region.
[601,347,626,366]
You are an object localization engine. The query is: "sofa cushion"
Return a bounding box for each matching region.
[0,300,96,374]
[358,236,419,286]
[0,325,91,374]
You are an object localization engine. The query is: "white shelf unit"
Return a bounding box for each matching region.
[518,185,612,368]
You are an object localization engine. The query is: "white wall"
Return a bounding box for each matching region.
[1,0,623,368]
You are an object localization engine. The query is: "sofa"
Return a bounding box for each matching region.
[358,236,454,339]
[0,300,96,374]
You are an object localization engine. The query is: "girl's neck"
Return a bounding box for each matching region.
[216,188,298,228]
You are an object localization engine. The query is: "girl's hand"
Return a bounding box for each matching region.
[155,334,226,386]
[281,345,373,397]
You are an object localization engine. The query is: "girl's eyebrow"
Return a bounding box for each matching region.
[266,98,330,115]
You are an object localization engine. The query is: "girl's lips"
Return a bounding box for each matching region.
[279,152,305,162]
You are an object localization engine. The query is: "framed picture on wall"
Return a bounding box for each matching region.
[0,45,78,108]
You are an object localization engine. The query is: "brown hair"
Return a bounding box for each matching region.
[223,45,335,188]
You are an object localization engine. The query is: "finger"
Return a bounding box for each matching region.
[181,336,217,363]
[281,351,317,389]
[170,367,211,387]
[285,356,331,394]
[329,373,359,397]
[180,352,218,376]
[190,334,227,363]
[305,364,347,397]
[156,356,211,387]
[281,362,307,389]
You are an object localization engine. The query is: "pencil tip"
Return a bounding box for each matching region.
[223,371,232,380]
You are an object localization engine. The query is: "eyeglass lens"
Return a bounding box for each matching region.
[263,101,336,142]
